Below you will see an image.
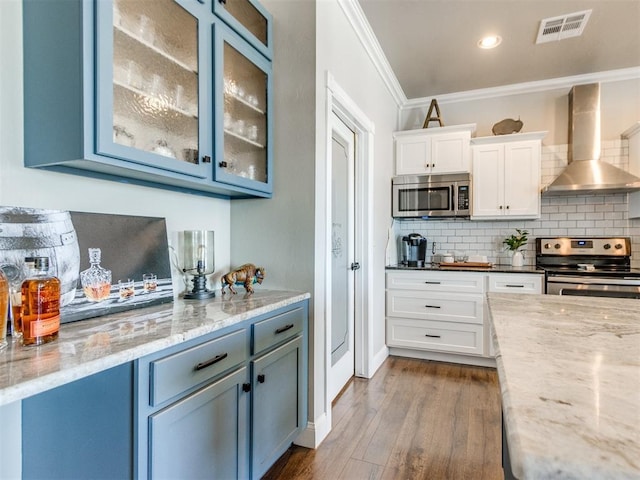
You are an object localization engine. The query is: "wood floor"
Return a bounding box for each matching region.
[263,356,503,480]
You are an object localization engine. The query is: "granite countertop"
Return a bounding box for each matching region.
[0,290,309,407]
[386,264,544,274]
[487,293,640,480]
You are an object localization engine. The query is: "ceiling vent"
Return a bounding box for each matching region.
[536,9,592,44]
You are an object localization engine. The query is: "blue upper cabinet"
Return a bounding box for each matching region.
[214,22,273,195]
[22,0,273,199]
[213,0,273,60]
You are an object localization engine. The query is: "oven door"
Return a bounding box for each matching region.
[546,275,640,299]
[392,182,453,218]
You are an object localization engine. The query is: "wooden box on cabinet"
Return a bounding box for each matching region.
[393,124,476,176]
[23,0,273,198]
[471,132,546,220]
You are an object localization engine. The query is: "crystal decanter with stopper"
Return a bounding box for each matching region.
[80,248,112,302]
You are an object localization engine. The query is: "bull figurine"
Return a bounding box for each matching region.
[221,263,265,295]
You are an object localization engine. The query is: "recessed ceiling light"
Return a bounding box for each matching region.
[478,35,502,49]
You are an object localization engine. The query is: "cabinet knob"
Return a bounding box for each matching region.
[499,205,503,209]
[506,205,510,209]
[202,155,211,164]
[219,160,228,168]
[219,0,227,4]
[242,383,251,393]
[257,374,266,384]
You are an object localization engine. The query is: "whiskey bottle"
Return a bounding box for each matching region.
[0,269,8,350]
[80,248,112,302]
[21,257,60,346]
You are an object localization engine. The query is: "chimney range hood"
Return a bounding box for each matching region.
[542,83,640,196]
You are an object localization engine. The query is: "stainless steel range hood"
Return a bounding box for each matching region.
[542,83,640,196]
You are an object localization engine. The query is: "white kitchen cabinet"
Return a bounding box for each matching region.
[394,124,476,176]
[624,123,640,218]
[386,270,487,361]
[486,272,543,357]
[471,132,546,220]
[487,273,543,295]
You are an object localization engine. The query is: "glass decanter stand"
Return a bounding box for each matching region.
[80,248,112,302]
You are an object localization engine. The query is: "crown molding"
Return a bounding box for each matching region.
[403,67,640,109]
[337,0,406,107]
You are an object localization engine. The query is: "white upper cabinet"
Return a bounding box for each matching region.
[394,124,476,176]
[624,123,640,218]
[471,132,546,220]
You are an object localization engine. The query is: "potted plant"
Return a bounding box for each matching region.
[503,229,528,266]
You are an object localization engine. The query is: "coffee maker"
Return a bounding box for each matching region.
[400,233,427,267]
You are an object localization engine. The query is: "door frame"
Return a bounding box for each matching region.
[323,72,375,407]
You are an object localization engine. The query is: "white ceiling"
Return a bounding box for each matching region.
[357,0,640,100]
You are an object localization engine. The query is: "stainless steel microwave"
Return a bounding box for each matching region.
[392,173,471,218]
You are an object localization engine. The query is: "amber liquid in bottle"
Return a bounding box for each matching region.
[21,257,60,346]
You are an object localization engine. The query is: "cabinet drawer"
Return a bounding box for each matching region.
[488,274,543,294]
[386,290,483,325]
[150,329,248,406]
[386,271,485,293]
[253,306,304,355]
[387,318,484,355]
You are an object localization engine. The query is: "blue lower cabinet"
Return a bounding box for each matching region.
[138,300,308,479]
[22,363,134,480]
[251,336,305,479]
[149,367,250,480]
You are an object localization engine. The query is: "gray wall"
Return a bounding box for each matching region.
[230,0,316,293]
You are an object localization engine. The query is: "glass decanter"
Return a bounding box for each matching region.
[80,248,112,302]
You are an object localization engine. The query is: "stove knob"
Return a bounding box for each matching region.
[554,243,561,249]
[615,243,623,250]
[544,243,552,249]
[603,243,611,250]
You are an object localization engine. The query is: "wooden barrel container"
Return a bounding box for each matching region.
[0,207,80,306]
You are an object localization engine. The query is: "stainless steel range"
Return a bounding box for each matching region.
[536,237,640,299]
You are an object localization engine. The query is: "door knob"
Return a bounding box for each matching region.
[350,262,361,271]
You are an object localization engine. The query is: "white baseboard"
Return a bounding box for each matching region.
[294,412,331,449]
[389,347,497,368]
[367,345,389,378]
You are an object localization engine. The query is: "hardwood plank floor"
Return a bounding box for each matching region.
[263,356,503,480]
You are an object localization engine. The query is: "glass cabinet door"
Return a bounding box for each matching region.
[96,0,208,178]
[215,24,272,194]
[213,0,272,59]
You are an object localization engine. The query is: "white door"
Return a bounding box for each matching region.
[329,112,356,401]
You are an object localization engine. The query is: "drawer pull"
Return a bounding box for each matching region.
[194,353,228,371]
[425,334,441,338]
[275,323,295,334]
[424,304,441,309]
[424,281,441,284]
[505,284,525,288]
[257,374,266,383]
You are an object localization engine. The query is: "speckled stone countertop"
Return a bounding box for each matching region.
[386,264,544,274]
[0,290,309,407]
[487,293,640,480]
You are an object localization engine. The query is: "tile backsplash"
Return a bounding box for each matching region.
[392,139,640,268]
